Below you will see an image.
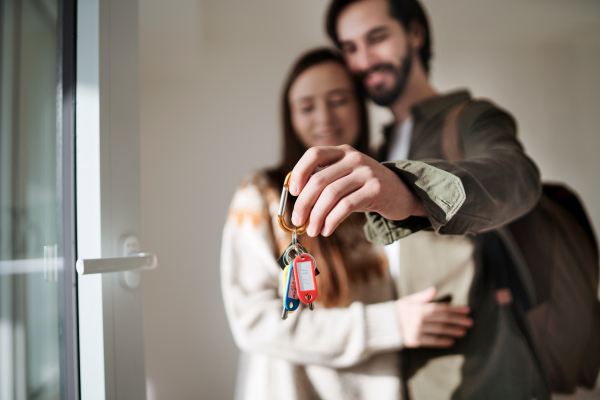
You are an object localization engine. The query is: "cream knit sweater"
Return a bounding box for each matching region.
[221,172,404,400]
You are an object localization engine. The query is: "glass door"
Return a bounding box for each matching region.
[1,0,149,398]
[0,0,78,399]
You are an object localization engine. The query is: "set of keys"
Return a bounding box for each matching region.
[277,172,319,320]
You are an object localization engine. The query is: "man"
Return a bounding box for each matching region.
[289,0,549,398]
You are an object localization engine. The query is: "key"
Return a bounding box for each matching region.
[293,254,318,310]
[282,263,300,318]
[277,174,320,319]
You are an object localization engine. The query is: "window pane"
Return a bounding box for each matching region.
[0,0,64,399]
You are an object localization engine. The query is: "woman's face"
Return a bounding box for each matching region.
[288,61,361,148]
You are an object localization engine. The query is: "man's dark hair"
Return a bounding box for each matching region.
[325,0,432,74]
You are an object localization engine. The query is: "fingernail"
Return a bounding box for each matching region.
[292,212,299,226]
[290,182,297,195]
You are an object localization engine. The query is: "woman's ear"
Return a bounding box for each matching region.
[408,20,425,52]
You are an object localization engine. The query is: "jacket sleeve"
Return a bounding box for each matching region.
[221,180,403,368]
[364,100,541,245]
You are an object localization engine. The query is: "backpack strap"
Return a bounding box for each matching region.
[441,101,468,162]
[440,101,537,309]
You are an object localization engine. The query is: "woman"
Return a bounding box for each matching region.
[220,48,470,400]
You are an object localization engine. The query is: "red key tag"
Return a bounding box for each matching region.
[293,253,318,304]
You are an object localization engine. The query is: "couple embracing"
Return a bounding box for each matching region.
[221,0,547,399]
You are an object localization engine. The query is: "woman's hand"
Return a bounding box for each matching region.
[396,287,473,348]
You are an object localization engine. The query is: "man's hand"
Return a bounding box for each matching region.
[289,145,426,237]
[396,287,473,348]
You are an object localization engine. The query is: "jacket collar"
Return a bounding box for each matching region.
[411,89,471,121]
[382,90,471,140]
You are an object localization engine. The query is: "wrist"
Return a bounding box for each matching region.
[380,170,426,220]
[408,191,426,217]
[365,301,404,352]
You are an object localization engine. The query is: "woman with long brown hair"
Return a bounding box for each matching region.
[221,48,403,399]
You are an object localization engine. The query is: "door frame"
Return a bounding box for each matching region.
[58,0,80,398]
[75,0,146,398]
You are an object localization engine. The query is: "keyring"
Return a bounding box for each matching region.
[284,242,308,265]
[278,172,309,235]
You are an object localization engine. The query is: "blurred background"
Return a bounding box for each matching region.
[138,0,600,398]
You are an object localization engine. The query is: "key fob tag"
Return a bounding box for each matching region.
[283,264,300,312]
[293,254,318,304]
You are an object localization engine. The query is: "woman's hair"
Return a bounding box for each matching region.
[277,47,370,174]
[267,48,384,308]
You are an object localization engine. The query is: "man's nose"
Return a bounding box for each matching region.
[351,46,376,73]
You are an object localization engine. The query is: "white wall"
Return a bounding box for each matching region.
[139,1,600,398]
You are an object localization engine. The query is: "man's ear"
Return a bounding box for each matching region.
[408,20,425,51]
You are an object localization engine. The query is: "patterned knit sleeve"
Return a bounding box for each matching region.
[220,174,403,368]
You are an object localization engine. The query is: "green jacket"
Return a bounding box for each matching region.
[364,90,541,245]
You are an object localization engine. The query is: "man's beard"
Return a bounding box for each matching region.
[358,50,412,107]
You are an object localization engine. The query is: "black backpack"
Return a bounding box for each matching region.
[443,103,600,394]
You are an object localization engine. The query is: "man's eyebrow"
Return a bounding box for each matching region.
[338,38,354,48]
[366,26,389,38]
[339,26,389,46]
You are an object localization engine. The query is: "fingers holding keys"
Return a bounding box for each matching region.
[289,144,425,237]
[288,146,347,197]
[290,146,356,231]
[304,173,364,236]
[290,148,355,231]
[320,187,369,237]
[319,163,385,236]
[396,287,474,349]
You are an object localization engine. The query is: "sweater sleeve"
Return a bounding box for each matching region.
[364,101,541,245]
[221,178,403,368]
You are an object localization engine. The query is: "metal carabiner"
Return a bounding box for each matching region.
[278,172,309,235]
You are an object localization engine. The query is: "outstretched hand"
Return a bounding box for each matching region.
[396,287,473,348]
[289,145,425,237]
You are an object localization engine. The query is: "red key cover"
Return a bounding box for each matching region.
[293,254,318,304]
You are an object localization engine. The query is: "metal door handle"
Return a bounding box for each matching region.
[76,253,157,275]
[76,235,157,292]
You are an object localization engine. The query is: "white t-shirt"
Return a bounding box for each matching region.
[383,118,414,285]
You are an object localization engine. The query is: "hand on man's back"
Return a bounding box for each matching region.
[289,145,426,237]
[396,287,473,348]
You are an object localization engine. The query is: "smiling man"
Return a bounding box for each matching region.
[335,0,427,112]
[287,0,549,399]
[290,0,541,242]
